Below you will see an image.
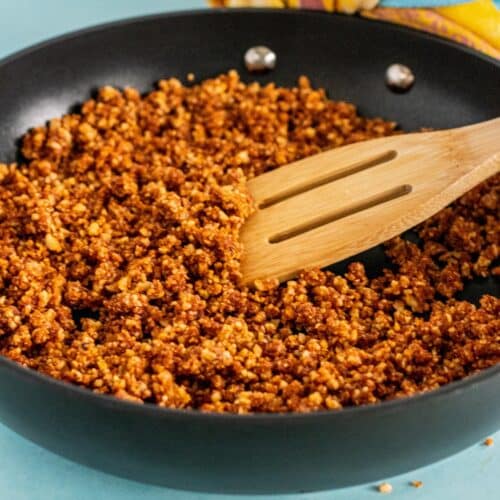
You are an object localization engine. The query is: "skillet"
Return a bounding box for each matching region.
[0,9,499,494]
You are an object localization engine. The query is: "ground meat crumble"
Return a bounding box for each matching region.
[0,71,498,412]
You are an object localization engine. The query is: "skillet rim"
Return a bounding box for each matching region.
[0,7,498,422]
[1,8,500,69]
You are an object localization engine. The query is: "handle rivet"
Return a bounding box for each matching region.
[386,64,415,92]
[244,46,276,73]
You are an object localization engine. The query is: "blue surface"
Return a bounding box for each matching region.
[0,1,498,499]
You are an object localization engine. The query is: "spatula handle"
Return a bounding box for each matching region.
[453,117,500,167]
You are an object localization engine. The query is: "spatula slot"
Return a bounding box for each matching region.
[268,184,412,244]
[259,150,398,209]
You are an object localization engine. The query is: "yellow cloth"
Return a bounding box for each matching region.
[436,0,500,50]
[209,0,500,59]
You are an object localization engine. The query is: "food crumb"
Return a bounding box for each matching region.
[484,437,494,446]
[378,482,393,494]
[44,233,62,252]
[88,221,100,236]
[410,480,423,488]
[187,72,195,82]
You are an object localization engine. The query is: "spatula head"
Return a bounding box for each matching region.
[240,119,500,285]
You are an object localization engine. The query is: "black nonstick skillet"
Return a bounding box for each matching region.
[0,8,498,494]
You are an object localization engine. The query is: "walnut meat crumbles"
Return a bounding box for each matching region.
[0,71,498,412]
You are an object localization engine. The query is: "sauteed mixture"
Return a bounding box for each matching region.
[0,71,498,412]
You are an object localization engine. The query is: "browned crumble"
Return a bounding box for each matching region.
[0,71,498,413]
[378,482,393,494]
[411,480,423,488]
[484,437,494,446]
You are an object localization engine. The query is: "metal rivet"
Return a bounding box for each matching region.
[385,64,415,92]
[244,46,276,73]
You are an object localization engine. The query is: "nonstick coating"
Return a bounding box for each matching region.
[0,9,499,494]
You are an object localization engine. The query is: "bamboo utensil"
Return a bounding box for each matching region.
[241,118,500,284]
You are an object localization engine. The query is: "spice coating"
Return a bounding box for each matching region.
[0,71,498,412]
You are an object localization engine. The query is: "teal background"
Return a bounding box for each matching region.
[0,1,498,499]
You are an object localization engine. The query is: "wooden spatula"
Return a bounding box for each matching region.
[240,118,500,285]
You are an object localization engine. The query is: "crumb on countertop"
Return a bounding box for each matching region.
[378,482,393,494]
